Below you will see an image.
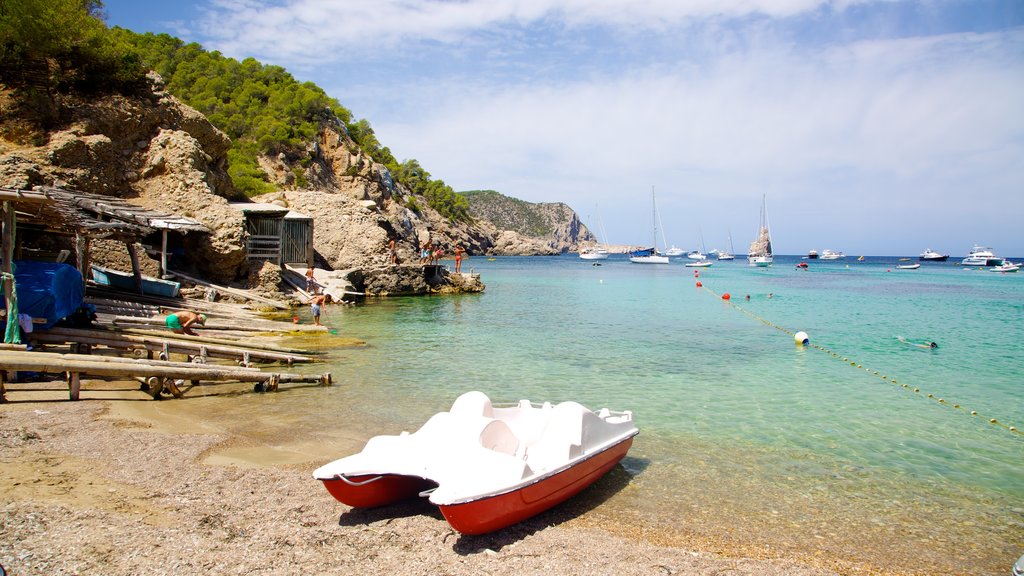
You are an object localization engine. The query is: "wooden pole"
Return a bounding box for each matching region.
[160,229,168,278]
[166,269,289,310]
[2,201,17,344]
[31,327,316,364]
[126,241,144,295]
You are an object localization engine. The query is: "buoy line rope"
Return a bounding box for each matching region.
[698,283,1022,437]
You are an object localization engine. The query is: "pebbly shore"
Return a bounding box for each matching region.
[0,381,848,576]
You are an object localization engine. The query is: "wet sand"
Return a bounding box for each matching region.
[1,380,876,576]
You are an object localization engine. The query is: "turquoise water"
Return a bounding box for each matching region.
[278,255,1022,573]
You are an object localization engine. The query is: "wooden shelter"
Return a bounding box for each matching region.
[1,185,208,287]
[231,203,313,265]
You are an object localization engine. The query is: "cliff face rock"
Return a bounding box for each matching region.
[0,76,250,282]
[462,190,593,255]
[2,73,588,296]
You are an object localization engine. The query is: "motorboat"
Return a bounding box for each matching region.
[796,262,808,269]
[961,245,1004,267]
[684,259,712,268]
[313,391,639,535]
[664,246,686,257]
[579,247,609,260]
[896,263,921,270]
[685,250,705,260]
[992,261,1020,273]
[747,194,773,267]
[807,250,819,259]
[820,249,845,260]
[918,248,949,261]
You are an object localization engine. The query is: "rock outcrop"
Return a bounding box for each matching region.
[1,73,589,296]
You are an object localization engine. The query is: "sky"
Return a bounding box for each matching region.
[100,0,1024,257]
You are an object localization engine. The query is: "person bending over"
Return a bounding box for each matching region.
[166,311,206,336]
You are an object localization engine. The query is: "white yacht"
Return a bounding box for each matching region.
[961,245,1004,267]
[919,248,949,262]
[820,249,845,260]
[579,247,609,260]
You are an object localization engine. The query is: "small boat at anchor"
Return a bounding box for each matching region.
[992,262,1020,273]
[896,263,921,270]
[747,194,773,267]
[313,391,639,535]
[919,248,949,262]
[961,245,1005,267]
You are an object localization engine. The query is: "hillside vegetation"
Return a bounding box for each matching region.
[0,0,470,221]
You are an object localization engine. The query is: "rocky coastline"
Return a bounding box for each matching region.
[0,74,589,299]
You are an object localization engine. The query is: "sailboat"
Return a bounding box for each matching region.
[684,228,712,267]
[579,205,610,260]
[630,187,670,264]
[748,194,773,267]
[717,230,736,260]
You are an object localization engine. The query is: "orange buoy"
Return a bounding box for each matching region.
[722,293,730,300]
[696,281,702,287]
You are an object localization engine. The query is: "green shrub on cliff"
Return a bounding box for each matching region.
[0,0,147,99]
[2,2,470,220]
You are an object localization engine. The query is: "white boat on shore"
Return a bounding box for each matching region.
[961,245,1005,267]
[313,391,638,535]
[748,195,773,267]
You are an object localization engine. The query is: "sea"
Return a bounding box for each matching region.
[192,254,1024,574]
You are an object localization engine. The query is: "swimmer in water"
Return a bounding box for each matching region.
[897,336,938,349]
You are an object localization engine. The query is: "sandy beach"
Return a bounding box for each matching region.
[1,381,870,576]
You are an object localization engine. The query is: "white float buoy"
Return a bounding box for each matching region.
[795,331,809,345]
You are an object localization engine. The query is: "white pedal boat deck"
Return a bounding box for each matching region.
[313,391,638,534]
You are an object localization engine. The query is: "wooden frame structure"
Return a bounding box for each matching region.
[231,203,313,265]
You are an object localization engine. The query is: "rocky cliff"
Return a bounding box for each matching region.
[1,74,589,295]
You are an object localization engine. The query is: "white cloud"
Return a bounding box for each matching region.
[184,0,1024,254]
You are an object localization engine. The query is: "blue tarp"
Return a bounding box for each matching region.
[1,261,84,329]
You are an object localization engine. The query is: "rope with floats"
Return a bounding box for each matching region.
[695,280,1022,437]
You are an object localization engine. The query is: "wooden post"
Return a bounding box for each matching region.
[2,201,16,344]
[160,229,168,278]
[76,233,90,291]
[66,371,81,401]
[126,241,144,295]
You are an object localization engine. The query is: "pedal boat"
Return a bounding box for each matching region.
[312,391,638,535]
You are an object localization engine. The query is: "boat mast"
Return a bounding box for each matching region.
[651,186,658,251]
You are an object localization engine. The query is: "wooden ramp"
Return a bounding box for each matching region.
[0,349,332,401]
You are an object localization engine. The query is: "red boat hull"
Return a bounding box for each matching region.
[321,473,436,508]
[437,436,635,535]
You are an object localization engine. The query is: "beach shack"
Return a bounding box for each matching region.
[1,186,208,340]
[230,203,313,265]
